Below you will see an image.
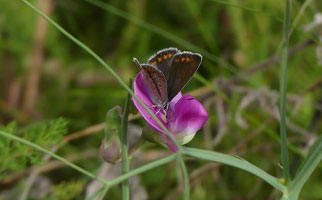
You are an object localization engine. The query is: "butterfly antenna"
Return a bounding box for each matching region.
[133,57,143,69]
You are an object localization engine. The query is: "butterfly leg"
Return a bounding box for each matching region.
[148,104,161,116]
[155,108,161,116]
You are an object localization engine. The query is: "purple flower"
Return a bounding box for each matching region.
[133,72,208,152]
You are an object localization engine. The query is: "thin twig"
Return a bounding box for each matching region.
[299,77,322,95]
[226,39,314,87]
[213,96,228,146]
[63,113,140,142]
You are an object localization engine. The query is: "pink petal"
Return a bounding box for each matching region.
[133,72,208,152]
[133,73,178,133]
[168,95,208,143]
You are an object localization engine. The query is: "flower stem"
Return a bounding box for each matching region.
[120,79,132,200]
[98,186,110,200]
[108,154,178,186]
[280,0,291,183]
[178,156,190,200]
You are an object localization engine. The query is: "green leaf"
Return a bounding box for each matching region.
[183,147,286,192]
[47,181,84,200]
[288,136,322,199]
[0,118,68,178]
[0,129,109,185]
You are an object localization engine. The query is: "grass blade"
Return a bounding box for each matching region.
[288,136,322,199]
[279,0,291,183]
[183,147,287,192]
[99,186,110,200]
[108,154,178,186]
[178,156,190,199]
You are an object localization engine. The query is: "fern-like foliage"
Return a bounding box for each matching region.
[46,181,84,200]
[0,118,68,179]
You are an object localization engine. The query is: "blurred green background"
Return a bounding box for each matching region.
[0,0,321,199]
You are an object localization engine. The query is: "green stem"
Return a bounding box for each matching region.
[86,186,105,200]
[0,130,110,186]
[280,0,291,183]
[288,136,322,199]
[178,156,190,199]
[98,186,110,200]
[108,154,178,186]
[19,0,182,153]
[120,80,132,200]
[183,147,287,192]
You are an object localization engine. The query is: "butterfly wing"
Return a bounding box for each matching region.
[137,62,168,108]
[148,47,180,80]
[167,52,202,101]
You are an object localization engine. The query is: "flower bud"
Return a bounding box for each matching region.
[100,135,121,164]
[100,106,122,164]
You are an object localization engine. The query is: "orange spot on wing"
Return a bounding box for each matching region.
[157,57,162,62]
[186,58,190,62]
[181,57,186,62]
[151,61,157,65]
[175,59,179,62]
[168,53,173,58]
[146,68,156,72]
[163,55,168,59]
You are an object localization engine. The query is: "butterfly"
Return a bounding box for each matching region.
[133,47,202,111]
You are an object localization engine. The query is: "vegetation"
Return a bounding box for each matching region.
[0,0,321,199]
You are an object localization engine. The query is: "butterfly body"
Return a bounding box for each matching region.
[134,48,202,112]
